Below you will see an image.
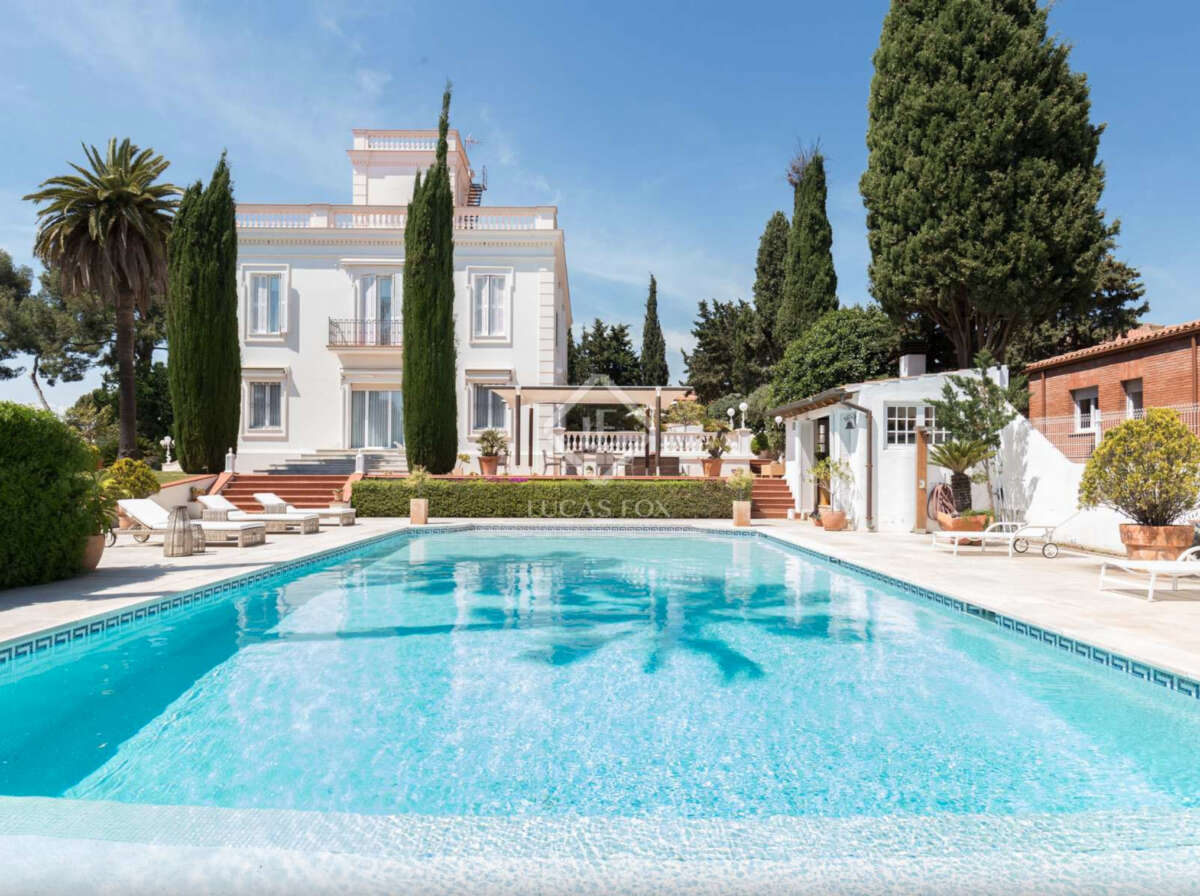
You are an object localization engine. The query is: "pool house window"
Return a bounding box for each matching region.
[886,405,918,446]
[248,382,282,430]
[249,273,285,335]
[923,406,950,445]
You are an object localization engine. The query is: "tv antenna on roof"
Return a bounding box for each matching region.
[463,134,482,147]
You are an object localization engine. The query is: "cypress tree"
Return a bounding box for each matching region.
[640,274,668,386]
[778,150,837,345]
[166,153,240,473]
[860,0,1114,368]
[403,85,458,473]
[752,211,789,365]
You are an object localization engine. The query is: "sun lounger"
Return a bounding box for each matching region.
[253,492,355,527]
[117,499,266,547]
[197,494,320,534]
[931,521,1062,558]
[1098,547,1200,601]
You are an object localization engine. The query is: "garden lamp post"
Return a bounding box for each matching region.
[726,407,735,430]
[738,401,748,430]
[160,435,174,465]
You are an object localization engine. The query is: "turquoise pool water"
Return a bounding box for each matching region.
[1,529,1198,819]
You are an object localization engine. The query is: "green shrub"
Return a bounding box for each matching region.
[101,457,161,500]
[0,402,100,588]
[727,469,754,502]
[1079,408,1200,527]
[352,477,736,519]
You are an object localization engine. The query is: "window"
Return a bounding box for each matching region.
[472,273,508,339]
[886,405,918,446]
[923,406,950,445]
[355,274,398,344]
[248,382,282,430]
[1124,379,1144,419]
[249,273,284,335]
[1073,387,1099,432]
[472,385,507,431]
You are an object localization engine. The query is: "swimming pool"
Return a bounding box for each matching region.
[3,527,1200,883]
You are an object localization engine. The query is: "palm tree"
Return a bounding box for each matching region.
[928,439,992,513]
[25,139,178,457]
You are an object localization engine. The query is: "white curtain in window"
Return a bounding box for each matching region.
[250,382,281,429]
[472,274,506,338]
[251,275,282,334]
[473,386,505,430]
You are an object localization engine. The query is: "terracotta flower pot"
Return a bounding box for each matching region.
[1119,524,1194,561]
[732,500,752,527]
[702,457,724,478]
[478,455,499,476]
[410,497,429,525]
[937,512,987,532]
[81,533,105,572]
[820,509,847,531]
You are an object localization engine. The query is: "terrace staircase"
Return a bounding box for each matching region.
[751,476,796,520]
[260,449,408,476]
[217,474,351,512]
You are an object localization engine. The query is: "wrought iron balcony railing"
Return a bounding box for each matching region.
[328,318,402,348]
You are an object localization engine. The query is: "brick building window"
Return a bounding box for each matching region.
[1124,379,1144,419]
[1073,387,1099,432]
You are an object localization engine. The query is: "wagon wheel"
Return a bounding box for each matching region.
[1012,538,1030,554]
[1042,542,1060,559]
[927,483,955,521]
[133,532,150,544]
[105,527,117,547]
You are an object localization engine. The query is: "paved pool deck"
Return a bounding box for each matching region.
[2,516,1199,683]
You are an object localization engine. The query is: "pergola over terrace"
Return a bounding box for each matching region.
[488,384,700,474]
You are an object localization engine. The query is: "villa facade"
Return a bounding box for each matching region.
[233,128,571,472]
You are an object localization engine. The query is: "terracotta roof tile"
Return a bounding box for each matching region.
[1024,318,1200,372]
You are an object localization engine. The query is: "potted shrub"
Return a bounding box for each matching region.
[82,457,119,571]
[103,458,160,527]
[1079,408,1200,559]
[701,432,729,477]
[408,466,431,525]
[751,431,773,460]
[476,429,507,476]
[810,457,852,531]
[928,439,993,531]
[728,468,754,527]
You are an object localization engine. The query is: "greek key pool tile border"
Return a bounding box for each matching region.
[1,522,1197,703]
[752,529,1200,703]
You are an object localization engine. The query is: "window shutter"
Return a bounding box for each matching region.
[276,275,287,333]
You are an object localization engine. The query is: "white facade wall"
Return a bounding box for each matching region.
[233,129,570,471]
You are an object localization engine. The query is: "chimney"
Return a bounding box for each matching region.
[899,353,926,378]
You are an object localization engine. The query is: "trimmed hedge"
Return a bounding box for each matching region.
[0,402,98,589]
[352,477,735,519]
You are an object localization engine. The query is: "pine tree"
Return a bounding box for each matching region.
[779,150,837,345]
[640,274,668,385]
[752,211,789,365]
[860,0,1114,368]
[166,154,240,473]
[683,299,765,404]
[403,85,458,473]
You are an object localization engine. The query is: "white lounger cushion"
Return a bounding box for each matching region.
[1099,547,1200,601]
[198,494,318,522]
[117,499,264,532]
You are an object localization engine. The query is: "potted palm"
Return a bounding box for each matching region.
[476,429,507,476]
[1079,408,1200,559]
[810,457,852,530]
[728,469,754,526]
[928,439,992,532]
[82,455,119,571]
[701,432,729,477]
[408,466,431,525]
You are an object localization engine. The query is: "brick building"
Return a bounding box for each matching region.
[1025,319,1200,460]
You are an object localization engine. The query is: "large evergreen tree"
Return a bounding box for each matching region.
[771,306,899,406]
[752,211,789,366]
[860,0,1114,368]
[403,86,458,473]
[166,154,240,473]
[682,299,765,403]
[575,319,640,385]
[639,274,668,386]
[779,150,837,344]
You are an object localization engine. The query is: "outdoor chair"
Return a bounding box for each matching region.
[253,492,355,527]
[563,452,585,476]
[931,519,1064,558]
[1098,547,1200,602]
[198,494,320,534]
[593,452,617,477]
[117,499,266,547]
[542,451,563,476]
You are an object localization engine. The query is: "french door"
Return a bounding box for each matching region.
[813,416,830,511]
[356,274,397,345]
[350,390,404,448]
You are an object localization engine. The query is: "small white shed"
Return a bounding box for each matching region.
[769,357,997,532]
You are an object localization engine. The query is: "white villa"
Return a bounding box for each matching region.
[233,128,571,473]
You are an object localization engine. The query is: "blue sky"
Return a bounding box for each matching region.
[1,0,1197,410]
